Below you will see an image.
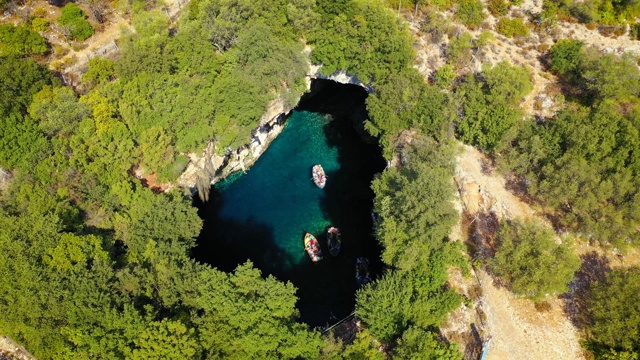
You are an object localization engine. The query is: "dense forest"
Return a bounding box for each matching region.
[1,0,640,357]
[0,0,465,357]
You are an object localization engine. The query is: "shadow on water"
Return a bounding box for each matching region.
[194,189,285,273]
[193,80,386,327]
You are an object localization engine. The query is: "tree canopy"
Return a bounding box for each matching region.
[584,267,640,358]
[501,46,640,248]
[0,0,471,357]
[456,61,532,152]
[491,219,580,301]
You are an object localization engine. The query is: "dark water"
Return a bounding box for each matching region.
[193,81,386,327]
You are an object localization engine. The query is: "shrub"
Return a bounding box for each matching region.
[434,64,456,88]
[0,23,48,56]
[476,30,495,48]
[446,32,473,67]
[548,39,583,75]
[31,17,50,33]
[631,23,640,40]
[83,57,115,86]
[491,220,580,301]
[456,0,486,29]
[488,0,509,16]
[585,267,640,356]
[58,3,94,41]
[495,17,530,37]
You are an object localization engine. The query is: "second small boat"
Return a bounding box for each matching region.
[355,257,371,287]
[304,233,323,262]
[312,164,326,189]
[327,227,341,256]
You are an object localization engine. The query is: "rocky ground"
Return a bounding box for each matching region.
[412,2,640,357]
[443,145,585,360]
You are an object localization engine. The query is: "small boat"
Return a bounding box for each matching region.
[312,164,326,189]
[355,257,371,287]
[304,233,323,262]
[327,227,341,256]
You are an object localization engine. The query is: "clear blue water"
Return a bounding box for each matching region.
[214,111,339,269]
[195,81,386,327]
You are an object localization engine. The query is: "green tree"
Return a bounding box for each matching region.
[511,100,640,248]
[365,70,452,156]
[391,326,462,360]
[585,267,640,357]
[581,51,640,100]
[0,56,55,116]
[0,113,50,170]
[58,3,94,41]
[456,62,532,152]
[456,0,486,29]
[193,262,323,359]
[446,32,473,67]
[482,61,533,105]
[138,127,175,176]
[434,64,456,88]
[491,220,580,301]
[495,17,530,38]
[83,57,115,86]
[356,263,461,343]
[549,39,584,75]
[130,319,199,359]
[372,139,458,268]
[0,23,48,56]
[356,271,413,342]
[28,85,91,136]
[341,330,386,360]
[131,9,169,38]
[286,0,320,36]
[309,0,414,83]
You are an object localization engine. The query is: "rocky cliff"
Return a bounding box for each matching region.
[172,62,371,195]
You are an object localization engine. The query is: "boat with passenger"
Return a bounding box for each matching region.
[312,164,326,189]
[304,233,323,262]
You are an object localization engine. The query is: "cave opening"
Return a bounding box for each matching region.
[193,79,386,327]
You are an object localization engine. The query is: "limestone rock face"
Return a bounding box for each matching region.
[172,104,288,191]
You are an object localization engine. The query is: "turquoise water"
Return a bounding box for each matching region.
[195,81,386,326]
[215,111,339,268]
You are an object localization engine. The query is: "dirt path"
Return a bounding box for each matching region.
[454,145,539,222]
[55,0,190,81]
[56,12,131,74]
[446,144,585,360]
[478,269,584,360]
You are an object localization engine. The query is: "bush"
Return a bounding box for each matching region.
[585,267,640,356]
[548,39,583,75]
[491,220,580,301]
[0,23,48,56]
[83,57,115,86]
[456,0,486,29]
[434,64,456,88]
[446,32,473,67]
[157,154,190,183]
[631,23,640,40]
[31,17,50,33]
[495,17,530,37]
[488,0,509,16]
[58,3,94,41]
